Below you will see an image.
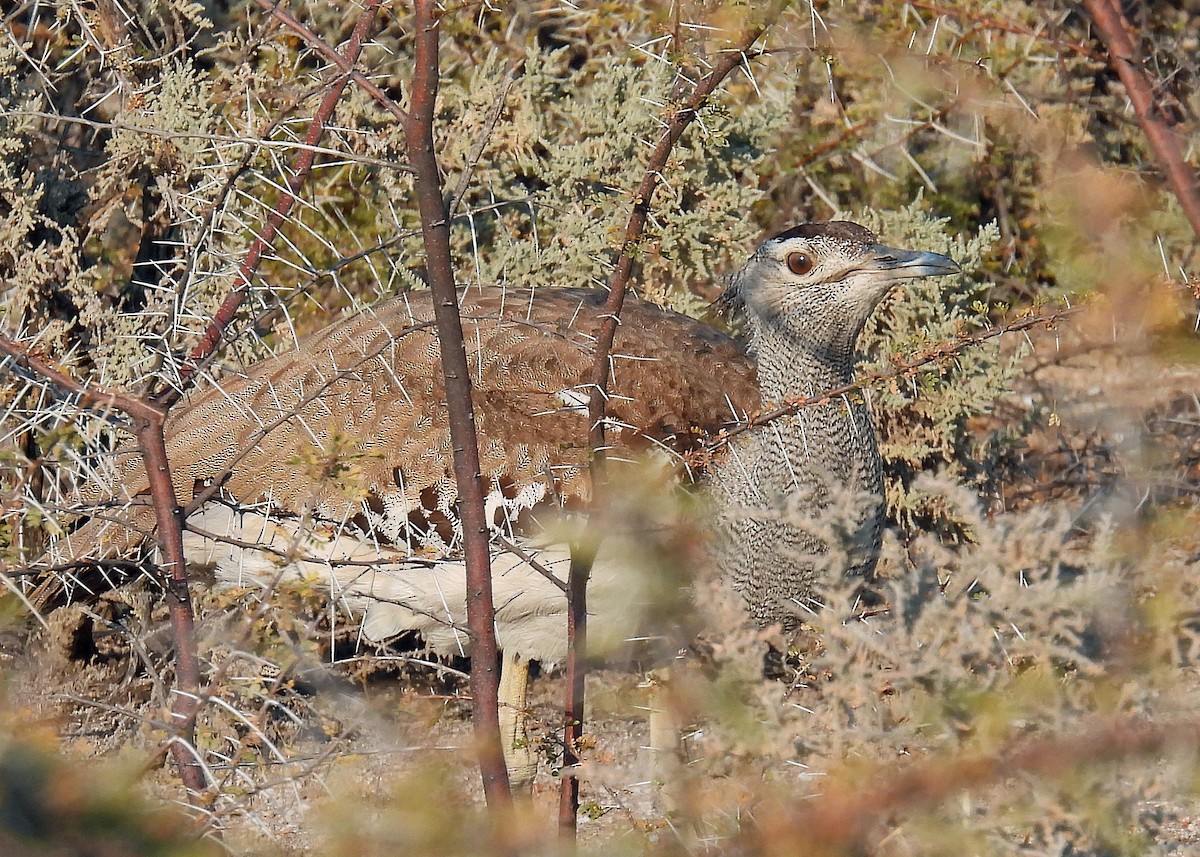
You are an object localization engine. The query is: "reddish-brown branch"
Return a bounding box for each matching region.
[163,0,383,407]
[132,414,205,794]
[3,0,386,798]
[406,0,513,810]
[1083,0,1200,243]
[562,2,787,836]
[702,304,1083,454]
[0,338,162,424]
[0,335,205,792]
[252,0,409,124]
[737,716,1200,853]
[556,540,592,834]
[585,3,787,458]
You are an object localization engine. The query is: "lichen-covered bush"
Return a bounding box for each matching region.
[857,200,1016,533]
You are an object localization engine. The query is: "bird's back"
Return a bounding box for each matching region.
[62,287,758,564]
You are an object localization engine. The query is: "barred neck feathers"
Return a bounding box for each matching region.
[711,221,960,627]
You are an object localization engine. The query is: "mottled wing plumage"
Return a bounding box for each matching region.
[66,287,758,561]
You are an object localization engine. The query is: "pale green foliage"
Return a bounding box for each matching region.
[90,60,216,237]
[856,199,1015,533]
[0,42,96,355]
[84,60,232,388]
[360,47,783,316]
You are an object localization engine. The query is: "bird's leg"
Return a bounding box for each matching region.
[646,665,685,803]
[497,650,537,789]
[645,664,701,848]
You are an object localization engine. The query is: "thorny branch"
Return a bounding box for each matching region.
[698,303,1084,457]
[254,0,410,125]
[0,0,387,797]
[564,1,788,836]
[154,1,520,806]
[404,0,514,812]
[131,411,204,792]
[255,0,518,810]
[0,334,206,792]
[1083,0,1200,243]
[910,1,1104,61]
[586,1,788,457]
[0,339,163,425]
[167,0,384,406]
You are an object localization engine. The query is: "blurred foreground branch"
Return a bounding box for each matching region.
[1083,0,1200,243]
[737,715,1200,854]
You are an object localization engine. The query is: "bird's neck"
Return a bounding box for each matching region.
[748,317,860,402]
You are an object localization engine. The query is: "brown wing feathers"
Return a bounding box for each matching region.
[64,287,759,562]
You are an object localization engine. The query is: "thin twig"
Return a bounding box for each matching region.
[910,1,1104,61]
[6,111,413,173]
[253,0,410,125]
[446,65,517,219]
[493,533,568,594]
[704,304,1083,453]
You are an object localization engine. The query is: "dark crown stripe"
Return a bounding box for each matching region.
[769,221,878,244]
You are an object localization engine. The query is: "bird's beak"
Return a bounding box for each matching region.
[862,244,961,279]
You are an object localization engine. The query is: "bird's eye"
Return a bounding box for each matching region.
[786,252,814,276]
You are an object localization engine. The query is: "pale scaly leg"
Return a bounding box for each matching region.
[497,650,537,788]
[646,665,682,789]
[647,661,702,852]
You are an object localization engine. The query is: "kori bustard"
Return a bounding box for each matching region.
[51,221,960,785]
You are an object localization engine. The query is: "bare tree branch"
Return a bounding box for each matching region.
[1083,0,1200,243]
[585,4,788,459]
[562,2,788,836]
[166,0,385,406]
[404,0,514,811]
[131,411,205,794]
[0,336,204,793]
[0,0,388,798]
[0,337,161,425]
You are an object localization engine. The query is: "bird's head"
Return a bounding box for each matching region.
[720,221,961,353]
